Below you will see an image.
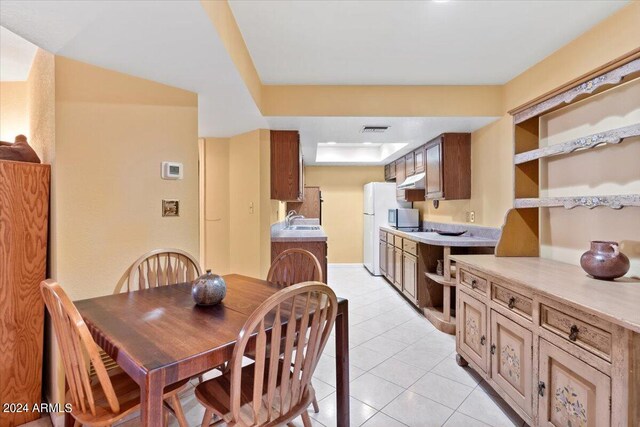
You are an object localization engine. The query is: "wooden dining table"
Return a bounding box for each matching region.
[74,274,350,426]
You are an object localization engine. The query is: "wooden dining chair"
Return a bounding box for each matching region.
[41,279,190,427]
[267,248,323,286]
[127,248,201,292]
[195,282,338,427]
[266,248,324,413]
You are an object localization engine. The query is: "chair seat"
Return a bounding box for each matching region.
[70,367,189,426]
[195,361,315,426]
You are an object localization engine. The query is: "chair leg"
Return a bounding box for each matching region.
[201,408,213,427]
[169,394,189,427]
[73,420,81,427]
[301,411,313,427]
[312,396,320,413]
[163,406,169,427]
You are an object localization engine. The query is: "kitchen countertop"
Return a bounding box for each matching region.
[271,219,327,242]
[381,224,499,247]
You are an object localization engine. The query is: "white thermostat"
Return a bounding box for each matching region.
[161,162,183,180]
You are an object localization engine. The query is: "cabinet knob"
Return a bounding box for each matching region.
[538,381,546,397]
[508,296,516,309]
[480,335,486,346]
[490,344,496,355]
[569,325,579,341]
[471,279,478,289]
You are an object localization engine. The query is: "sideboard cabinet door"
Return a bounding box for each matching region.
[457,290,488,373]
[538,339,610,427]
[490,311,533,417]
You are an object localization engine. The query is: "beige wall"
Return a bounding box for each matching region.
[0,81,28,142]
[27,49,56,164]
[304,166,384,263]
[203,130,279,279]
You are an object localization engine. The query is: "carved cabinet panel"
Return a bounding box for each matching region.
[538,339,610,427]
[386,243,395,283]
[490,311,533,417]
[458,290,488,373]
[379,239,387,275]
[402,252,417,303]
[394,246,403,290]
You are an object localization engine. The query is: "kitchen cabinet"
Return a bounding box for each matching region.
[425,133,471,201]
[490,311,532,417]
[395,157,406,201]
[379,234,387,276]
[402,252,418,303]
[384,164,390,181]
[286,186,322,222]
[538,339,610,427]
[414,147,425,173]
[271,130,304,201]
[457,290,488,373]
[271,240,327,284]
[386,242,395,283]
[393,247,403,291]
[405,152,415,176]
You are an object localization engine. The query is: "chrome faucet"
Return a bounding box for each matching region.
[285,210,305,229]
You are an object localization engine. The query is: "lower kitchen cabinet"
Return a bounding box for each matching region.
[393,246,403,291]
[402,251,417,303]
[457,290,488,373]
[379,239,387,275]
[271,241,327,283]
[386,242,395,283]
[538,339,610,427]
[490,310,532,417]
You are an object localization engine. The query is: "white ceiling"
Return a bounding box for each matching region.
[267,116,498,165]
[0,1,266,137]
[0,26,37,81]
[229,0,628,85]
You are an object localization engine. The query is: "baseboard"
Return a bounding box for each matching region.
[328,263,364,268]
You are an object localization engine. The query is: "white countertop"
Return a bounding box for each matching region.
[271,219,328,242]
[381,225,498,247]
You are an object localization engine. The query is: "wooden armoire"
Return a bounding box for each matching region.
[0,160,50,426]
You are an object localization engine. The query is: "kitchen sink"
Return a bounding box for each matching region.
[286,225,321,231]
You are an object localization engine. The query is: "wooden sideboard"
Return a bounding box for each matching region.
[0,160,50,426]
[452,255,640,427]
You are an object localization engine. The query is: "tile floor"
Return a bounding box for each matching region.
[28,265,527,427]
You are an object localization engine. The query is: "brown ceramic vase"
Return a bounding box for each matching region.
[580,241,630,281]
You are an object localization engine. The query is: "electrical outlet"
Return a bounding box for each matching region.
[469,211,475,223]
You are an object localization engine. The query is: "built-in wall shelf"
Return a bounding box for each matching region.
[514,194,640,210]
[513,123,640,164]
[497,49,640,257]
[513,57,640,124]
[425,271,455,287]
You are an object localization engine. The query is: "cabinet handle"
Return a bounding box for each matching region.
[480,335,486,346]
[538,381,546,397]
[471,279,478,289]
[569,325,579,341]
[490,344,496,355]
[508,296,516,309]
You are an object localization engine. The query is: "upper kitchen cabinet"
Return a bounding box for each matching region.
[414,146,425,173]
[384,161,396,181]
[271,130,304,201]
[425,133,471,201]
[405,152,415,176]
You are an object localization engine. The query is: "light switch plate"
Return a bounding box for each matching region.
[162,199,179,217]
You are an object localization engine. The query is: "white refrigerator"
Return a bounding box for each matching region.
[363,182,409,275]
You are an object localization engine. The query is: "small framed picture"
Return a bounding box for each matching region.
[162,199,179,217]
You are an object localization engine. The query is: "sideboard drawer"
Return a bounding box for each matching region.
[394,235,403,248]
[380,230,386,242]
[403,239,417,255]
[459,268,488,296]
[540,304,612,361]
[491,283,532,320]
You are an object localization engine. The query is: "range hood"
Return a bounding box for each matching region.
[397,172,426,190]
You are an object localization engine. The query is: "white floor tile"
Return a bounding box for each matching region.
[368,357,428,388]
[359,335,409,358]
[349,372,405,410]
[430,357,483,388]
[457,389,525,427]
[349,345,390,371]
[361,411,408,427]
[443,412,492,427]
[393,343,449,371]
[382,390,454,427]
[310,393,377,427]
[408,372,474,409]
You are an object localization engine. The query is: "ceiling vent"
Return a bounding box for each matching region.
[361,125,390,133]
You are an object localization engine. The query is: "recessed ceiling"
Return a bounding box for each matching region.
[229,0,628,85]
[0,26,37,81]
[267,116,498,165]
[0,1,266,137]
